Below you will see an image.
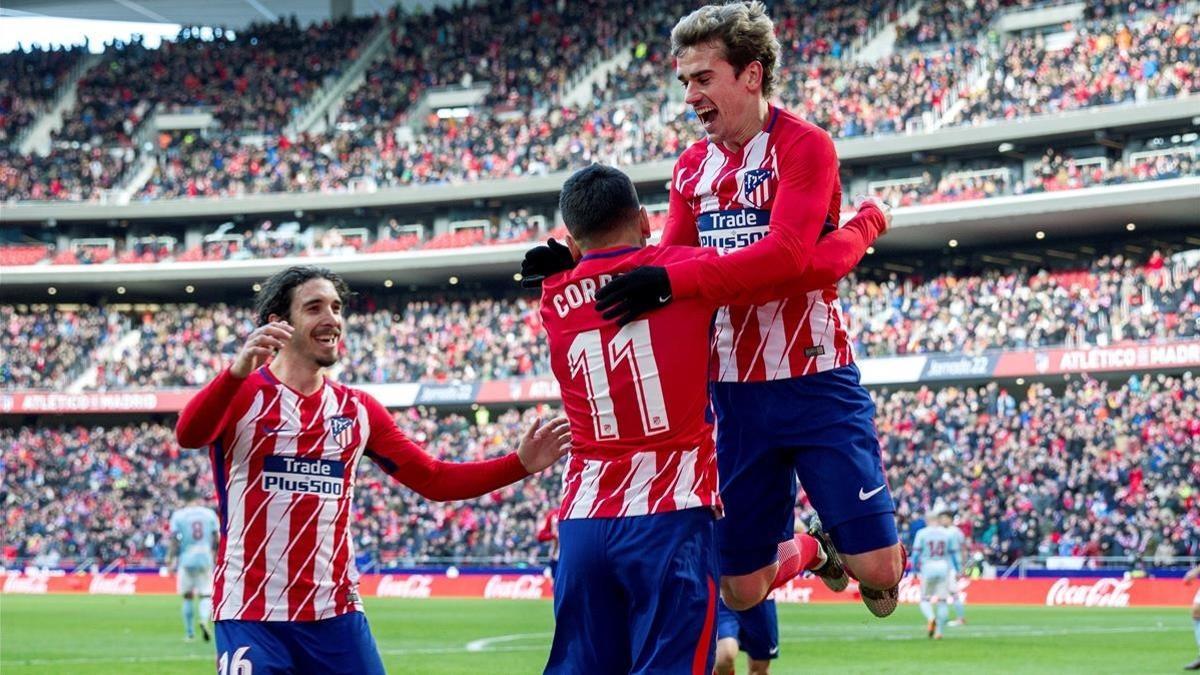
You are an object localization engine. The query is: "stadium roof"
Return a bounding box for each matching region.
[2,0,409,29]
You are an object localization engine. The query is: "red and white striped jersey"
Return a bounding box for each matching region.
[541,245,720,520]
[662,105,857,382]
[176,366,527,622]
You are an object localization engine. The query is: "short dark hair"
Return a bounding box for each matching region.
[253,265,352,325]
[559,164,641,243]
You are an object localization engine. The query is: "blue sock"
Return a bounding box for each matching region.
[954,595,965,620]
[182,598,196,637]
[1193,619,1199,651]
[935,601,948,634]
[919,600,934,621]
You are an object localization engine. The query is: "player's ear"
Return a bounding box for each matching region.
[565,234,582,261]
[638,207,651,239]
[743,60,763,92]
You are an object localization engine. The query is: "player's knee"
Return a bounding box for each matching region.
[1192,605,1200,621]
[714,640,737,675]
[182,591,194,600]
[851,550,904,590]
[720,578,766,612]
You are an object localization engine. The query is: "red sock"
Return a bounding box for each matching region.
[769,532,821,592]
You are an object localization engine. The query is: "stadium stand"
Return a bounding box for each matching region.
[4,375,1196,569]
[2,0,1196,201]
[2,249,1195,390]
[0,44,86,144]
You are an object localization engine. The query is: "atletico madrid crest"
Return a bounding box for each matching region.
[742,168,773,208]
[329,416,355,448]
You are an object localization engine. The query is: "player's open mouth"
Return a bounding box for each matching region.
[695,106,717,128]
[315,333,340,347]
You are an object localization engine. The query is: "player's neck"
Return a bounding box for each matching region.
[267,351,325,396]
[721,98,771,154]
[579,232,644,254]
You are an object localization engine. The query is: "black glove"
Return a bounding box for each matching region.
[594,266,672,325]
[520,238,576,289]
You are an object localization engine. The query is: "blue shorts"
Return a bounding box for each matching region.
[215,611,385,675]
[716,598,779,661]
[711,363,898,576]
[545,508,718,675]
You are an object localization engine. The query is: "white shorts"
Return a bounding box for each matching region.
[177,567,214,596]
[1192,587,1200,606]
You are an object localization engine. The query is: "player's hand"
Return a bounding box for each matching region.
[853,194,893,234]
[517,417,572,473]
[520,238,576,289]
[594,266,672,325]
[231,321,293,378]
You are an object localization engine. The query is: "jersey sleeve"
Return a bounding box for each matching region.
[660,165,700,247]
[663,130,846,303]
[176,368,246,449]
[360,393,530,501]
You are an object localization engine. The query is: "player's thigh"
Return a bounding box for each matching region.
[177,569,200,596]
[921,573,949,601]
[291,612,385,675]
[784,374,896,553]
[215,620,293,675]
[615,508,719,675]
[711,381,796,577]
[545,518,630,675]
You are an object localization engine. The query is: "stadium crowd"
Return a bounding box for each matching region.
[0,44,85,144]
[2,0,1194,201]
[4,375,1196,569]
[3,251,1195,390]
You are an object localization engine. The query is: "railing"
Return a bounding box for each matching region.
[1001,555,1200,579]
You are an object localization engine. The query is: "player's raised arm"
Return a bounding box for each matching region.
[596,134,890,324]
[175,321,293,448]
[361,394,570,501]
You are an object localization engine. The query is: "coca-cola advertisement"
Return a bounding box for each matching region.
[0,572,1191,606]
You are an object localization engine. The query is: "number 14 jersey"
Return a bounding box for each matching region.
[540,244,720,520]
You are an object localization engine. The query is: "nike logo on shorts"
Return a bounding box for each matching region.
[657,295,672,303]
[859,485,885,501]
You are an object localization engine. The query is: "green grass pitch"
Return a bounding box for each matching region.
[1,595,1191,673]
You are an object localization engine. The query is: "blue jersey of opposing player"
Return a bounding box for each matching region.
[911,525,962,575]
[170,505,220,572]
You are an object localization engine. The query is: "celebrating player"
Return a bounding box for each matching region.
[715,598,779,675]
[537,164,883,673]
[167,492,220,642]
[588,1,905,618]
[175,265,570,674]
[912,512,963,640]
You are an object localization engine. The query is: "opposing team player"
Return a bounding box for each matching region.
[167,493,220,642]
[577,1,902,618]
[538,165,883,673]
[1184,563,1200,670]
[715,598,778,675]
[945,511,968,626]
[912,513,962,640]
[175,265,570,674]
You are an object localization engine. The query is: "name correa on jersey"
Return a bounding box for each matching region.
[697,208,770,254]
[261,456,345,496]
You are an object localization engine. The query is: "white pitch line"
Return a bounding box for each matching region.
[465,632,554,652]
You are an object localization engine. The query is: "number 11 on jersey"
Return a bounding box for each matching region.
[567,319,670,441]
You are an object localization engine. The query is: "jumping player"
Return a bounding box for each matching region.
[167,493,220,642]
[175,265,570,674]
[588,1,904,617]
[912,512,962,640]
[538,165,884,673]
